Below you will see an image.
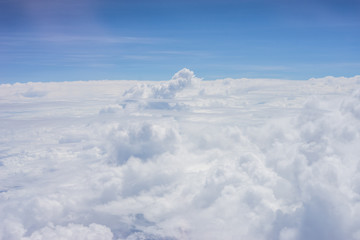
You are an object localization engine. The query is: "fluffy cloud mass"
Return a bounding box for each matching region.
[1,69,360,239]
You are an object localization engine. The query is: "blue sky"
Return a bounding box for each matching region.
[1,0,359,83]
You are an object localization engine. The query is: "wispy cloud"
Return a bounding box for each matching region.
[0,34,162,45]
[149,50,210,57]
[122,55,155,60]
[208,63,291,72]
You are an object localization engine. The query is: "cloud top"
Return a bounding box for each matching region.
[1,71,360,239]
[123,68,201,99]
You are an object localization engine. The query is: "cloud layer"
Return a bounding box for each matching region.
[1,69,360,239]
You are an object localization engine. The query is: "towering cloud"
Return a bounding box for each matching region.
[123,68,201,99]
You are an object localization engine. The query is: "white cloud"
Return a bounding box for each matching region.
[1,72,360,239]
[23,223,113,240]
[123,68,201,99]
[106,122,180,165]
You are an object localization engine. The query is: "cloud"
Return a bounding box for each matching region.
[0,35,158,45]
[121,68,201,111]
[21,89,47,98]
[23,223,113,240]
[106,122,180,165]
[1,71,360,239]
[123,68,201,99]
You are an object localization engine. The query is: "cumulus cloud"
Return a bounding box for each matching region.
[21,89,47,98]
[23,223,113,240]
[123,68,201,99]
[1,71,360,239]
[106,122,180,165]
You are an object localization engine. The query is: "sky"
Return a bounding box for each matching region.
[0,0,360,83]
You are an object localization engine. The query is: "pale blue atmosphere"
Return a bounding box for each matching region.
[1,0,359,83]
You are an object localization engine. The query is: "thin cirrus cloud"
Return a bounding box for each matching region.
[0,33,166,70]
[0,34,160,45]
